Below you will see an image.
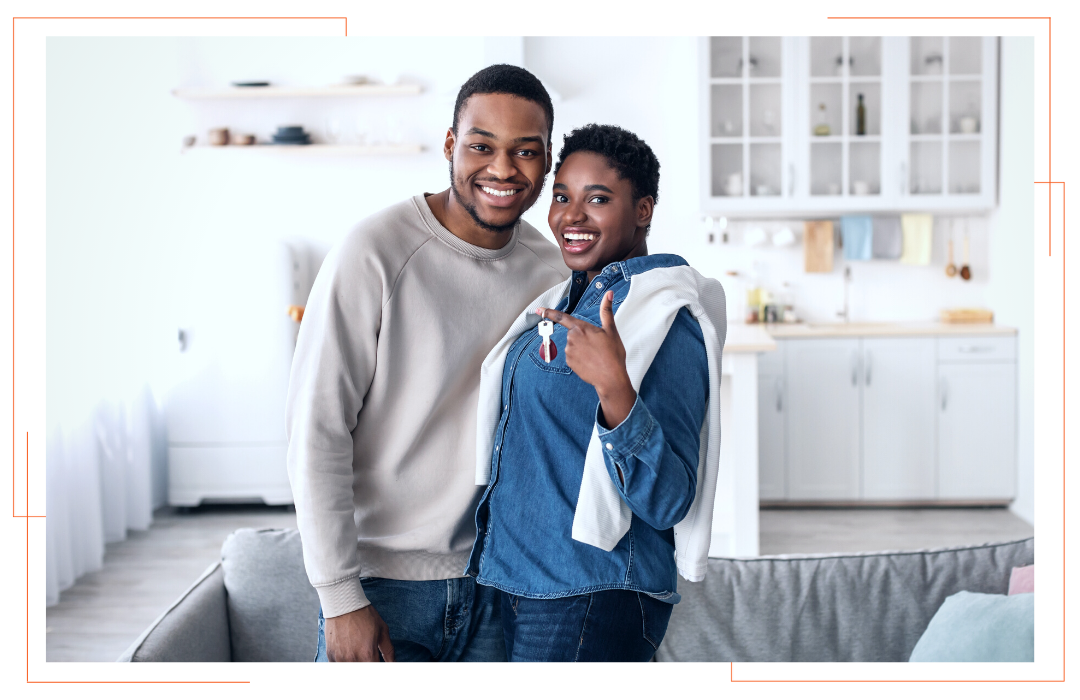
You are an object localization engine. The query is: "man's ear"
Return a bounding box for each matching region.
[636,196,655,229]
[545,144,553,174]
[443,128,455,162]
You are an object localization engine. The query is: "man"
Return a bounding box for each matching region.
[286,64,567,662]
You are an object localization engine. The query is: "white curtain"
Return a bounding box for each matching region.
[46,386,157,607]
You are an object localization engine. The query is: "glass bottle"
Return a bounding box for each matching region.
[814,103,831,136]
[856,94,866,136]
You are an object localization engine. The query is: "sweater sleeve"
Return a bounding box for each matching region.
[285,234,385,618]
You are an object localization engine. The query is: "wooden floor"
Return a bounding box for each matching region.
[46,504,1034,662]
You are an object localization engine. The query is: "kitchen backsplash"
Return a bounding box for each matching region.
[689,214,992,324]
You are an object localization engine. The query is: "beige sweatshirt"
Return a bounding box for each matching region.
[286,194,568,617]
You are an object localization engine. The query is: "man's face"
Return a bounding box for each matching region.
[445,93,551,233]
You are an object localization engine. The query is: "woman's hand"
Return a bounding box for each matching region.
[537,290,637,428]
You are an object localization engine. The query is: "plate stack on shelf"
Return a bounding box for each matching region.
[272,126,312,145]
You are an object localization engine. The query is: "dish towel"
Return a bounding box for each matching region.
[841,216,873,260]
[872,215,903,259]
[900,213,933,265]
[803,220,834,272]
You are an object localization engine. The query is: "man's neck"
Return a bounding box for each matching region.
[425,189,516,250]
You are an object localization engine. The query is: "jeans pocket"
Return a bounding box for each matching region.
[637,593,673,651]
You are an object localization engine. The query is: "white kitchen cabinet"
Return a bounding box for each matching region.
[861,338,937,499]
[701,36,998,215]
[757,344,786,500]
[937,337,1017,500]
[761,330,1017,503]
[785,338,861,500]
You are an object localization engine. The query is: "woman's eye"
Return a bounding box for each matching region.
[554,194,568,203]
[589,196,608,204]
[517,150,536,157]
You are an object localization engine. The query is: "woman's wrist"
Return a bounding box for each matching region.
[596,374,637,429]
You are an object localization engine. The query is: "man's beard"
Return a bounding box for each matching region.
[449,160,541,234]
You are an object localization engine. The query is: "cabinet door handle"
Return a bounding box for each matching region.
[958,345,994,354]
[865,350,872,386]
[788,163,796,197]
[941,377,949,411]
[900,161,907,195]
[851,351,859,387]
[775,377,783,412]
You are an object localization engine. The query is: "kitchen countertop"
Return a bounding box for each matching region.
[725,323,778,353]
[757,322,1017,339]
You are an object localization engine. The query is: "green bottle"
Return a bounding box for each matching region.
[856,93,866,136]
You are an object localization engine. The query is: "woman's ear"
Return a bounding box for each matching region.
[636,196,655,229]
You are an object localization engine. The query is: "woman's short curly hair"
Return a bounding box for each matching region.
[554,124,660,204]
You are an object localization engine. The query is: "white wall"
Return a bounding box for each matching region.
[987,37,1035,524]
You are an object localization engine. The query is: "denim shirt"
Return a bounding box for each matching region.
[465,254,709,604]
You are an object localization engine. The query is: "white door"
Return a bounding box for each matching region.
[785,338,861,499]
[862,337,937,499]
[938,362,1017,499]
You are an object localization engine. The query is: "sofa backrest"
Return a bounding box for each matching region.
[220,527,320,662]
[655,537,1035,662]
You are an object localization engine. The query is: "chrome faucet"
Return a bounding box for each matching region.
[837,265,852,323]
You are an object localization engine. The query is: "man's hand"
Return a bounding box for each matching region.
[324,605,396,662]
[537,290,637,429]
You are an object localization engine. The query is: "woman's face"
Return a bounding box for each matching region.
[548,151,652,275]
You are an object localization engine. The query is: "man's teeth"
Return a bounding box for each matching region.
[564,233,596,241]
[481,186,519,197]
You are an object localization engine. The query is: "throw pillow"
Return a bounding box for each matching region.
[1009,565,1035,595]
[909,591,1034,662]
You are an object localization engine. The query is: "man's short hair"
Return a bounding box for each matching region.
[452,64,555,144]
[554,123,661,205]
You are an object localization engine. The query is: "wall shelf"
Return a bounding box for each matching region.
[180,144,423,156]
[172,84,423,100]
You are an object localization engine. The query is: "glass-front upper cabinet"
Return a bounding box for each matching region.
[900,37,997,206]
[700,36,998,215]
[701,36,795,213]
[803,36,884,205]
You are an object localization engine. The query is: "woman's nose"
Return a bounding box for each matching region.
[563,200,587,225]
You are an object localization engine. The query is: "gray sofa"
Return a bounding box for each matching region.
[118,528,1034,662]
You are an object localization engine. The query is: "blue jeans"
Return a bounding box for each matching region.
[502,589,673,662]
[315,577,505,662]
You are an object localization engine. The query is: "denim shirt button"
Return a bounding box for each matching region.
[594,281,603,289]
[605,442,613,450]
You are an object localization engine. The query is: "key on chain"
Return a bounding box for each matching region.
[538,319,556,362]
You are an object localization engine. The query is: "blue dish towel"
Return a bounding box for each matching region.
[841,215,873,260]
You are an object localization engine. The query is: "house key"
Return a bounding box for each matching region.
[538,319,556,362]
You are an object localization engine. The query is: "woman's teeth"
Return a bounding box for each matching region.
[481,186,519,197]
[564,233,596,241]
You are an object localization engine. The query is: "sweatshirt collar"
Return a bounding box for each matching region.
[413,194,520,261]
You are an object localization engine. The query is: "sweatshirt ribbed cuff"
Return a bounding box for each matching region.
[315,576,371,618]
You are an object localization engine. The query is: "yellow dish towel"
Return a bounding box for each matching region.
[900,213,933,265]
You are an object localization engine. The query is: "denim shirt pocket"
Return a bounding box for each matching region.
[526,336,574,375]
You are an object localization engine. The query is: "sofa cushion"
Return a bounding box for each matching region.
[655,537,1034,662]
[1008,565,1035,595]
[220,527,320,662]
[908,591,1034,662]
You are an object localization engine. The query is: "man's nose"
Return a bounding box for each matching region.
[487,150,519,181]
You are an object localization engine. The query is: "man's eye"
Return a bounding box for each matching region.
[471,144,490,152]
[517,150,536,157]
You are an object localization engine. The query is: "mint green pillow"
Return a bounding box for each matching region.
[909,591,1034,662]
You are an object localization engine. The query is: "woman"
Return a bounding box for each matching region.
[465,124,727,661]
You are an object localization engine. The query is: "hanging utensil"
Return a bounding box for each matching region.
[945,219,957,277]
[959,219,972,281]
